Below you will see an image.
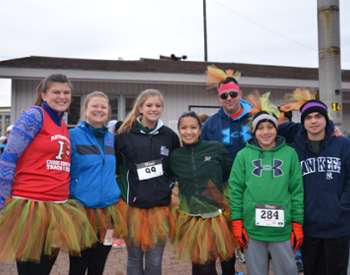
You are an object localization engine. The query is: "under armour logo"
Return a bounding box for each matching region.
[221,125,252,145]
[252,159,283,177]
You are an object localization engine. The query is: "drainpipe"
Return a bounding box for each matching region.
[317,0,342,127]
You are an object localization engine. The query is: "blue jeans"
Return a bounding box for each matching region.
[127,244,165,275]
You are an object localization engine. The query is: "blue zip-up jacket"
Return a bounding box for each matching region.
[201,99,252,161]
[280,122,350,238]
[70,121,121,208]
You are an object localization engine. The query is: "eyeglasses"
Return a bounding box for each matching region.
[219,91,239,100]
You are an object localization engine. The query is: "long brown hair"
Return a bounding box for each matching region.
[118,89,164,134]
[34,74,73,106]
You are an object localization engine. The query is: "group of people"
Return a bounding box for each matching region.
[0,72,349,275]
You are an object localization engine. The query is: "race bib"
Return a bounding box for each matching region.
[136,159,164,181]
[255,204,285,227]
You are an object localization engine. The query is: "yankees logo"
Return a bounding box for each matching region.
[252,159,283,177]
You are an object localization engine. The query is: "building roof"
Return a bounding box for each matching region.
[1,56,349,81]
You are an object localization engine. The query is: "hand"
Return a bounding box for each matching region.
[290,222,303,252]
[231,220,249,248]
[170,185,179,206]
[334,126,343,137]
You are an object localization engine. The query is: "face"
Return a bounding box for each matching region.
[41,82,72,113]
[255,121,277,149]
[303,112,327,139]
[218,90,241,114]
[139,96,163,127]
[178,116,201,145]
[85,96,109,128]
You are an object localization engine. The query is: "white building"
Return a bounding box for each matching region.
[0,56,350,130]
[0,107,11,136]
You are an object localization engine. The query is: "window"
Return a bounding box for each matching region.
[125,97,136,117]
[109,96,119,120]
[68,96,81,126]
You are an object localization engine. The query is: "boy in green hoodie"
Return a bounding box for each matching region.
[229,111,304,275]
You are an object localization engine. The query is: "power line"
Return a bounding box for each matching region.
[211,0,317,52]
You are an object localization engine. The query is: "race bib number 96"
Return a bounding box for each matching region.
[255,204,285,228]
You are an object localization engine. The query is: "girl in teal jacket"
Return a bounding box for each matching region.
[69,91,126,275]
[229,111,304,275]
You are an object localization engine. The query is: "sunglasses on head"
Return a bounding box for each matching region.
[219,91,239,100]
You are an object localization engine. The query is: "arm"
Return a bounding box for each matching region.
[0,107,43,208]
[114,134,123,176]
[218,143,232,182]
[289,149,304,224]
[201,121,209,141]
[167,131,180,180]
[339,139,350,210]
[278,122,300,144]
[228,151,246,220]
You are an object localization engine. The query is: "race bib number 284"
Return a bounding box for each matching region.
[255,204,285,228]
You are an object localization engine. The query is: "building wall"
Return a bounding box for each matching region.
[10,79,350,132]
[0,107,11,136]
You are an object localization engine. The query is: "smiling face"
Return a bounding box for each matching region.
[138,95,163,128]
[85,96,109,128]
[178,116,201,145]
[254,121,277,149]
[303,112,327,140]
[218,89,241,114]
[41,82,72,113]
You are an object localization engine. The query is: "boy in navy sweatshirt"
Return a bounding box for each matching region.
[279,99,350,275]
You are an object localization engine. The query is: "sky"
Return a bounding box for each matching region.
[0,0,349,106]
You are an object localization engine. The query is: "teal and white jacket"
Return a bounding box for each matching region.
[70,121,121,208]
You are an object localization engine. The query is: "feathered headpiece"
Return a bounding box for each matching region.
[245,90,281,120]
[279,88,316,113]
[207,65,241,90]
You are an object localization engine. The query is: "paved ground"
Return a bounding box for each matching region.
[0,244,302,274]
[0,243,242,275]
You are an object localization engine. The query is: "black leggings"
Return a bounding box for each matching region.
[192,256,235,275]
[69,242,112,275]
[302,235,349,275]
[16,253,58,275]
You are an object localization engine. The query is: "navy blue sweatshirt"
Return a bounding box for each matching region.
[279,122,350,238]
[201,99,252,162]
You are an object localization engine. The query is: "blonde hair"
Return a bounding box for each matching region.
[118,89,164,134]
[80,91,110,122]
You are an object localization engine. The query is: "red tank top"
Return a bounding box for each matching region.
[12,109,71,201]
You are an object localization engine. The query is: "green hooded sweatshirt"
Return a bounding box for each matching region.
[229,136,304,242]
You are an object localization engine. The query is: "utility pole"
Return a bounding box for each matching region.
[203,0,208,62]
[317,0,342,127]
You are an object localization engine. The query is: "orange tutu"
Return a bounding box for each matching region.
[126,204,175,251]
[0,198,97,263]
[171,209,237,264]
[85,199,128,242]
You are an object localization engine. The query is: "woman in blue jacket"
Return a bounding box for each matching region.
[69,91,126,275]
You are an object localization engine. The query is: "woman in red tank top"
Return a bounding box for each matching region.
[0,74,96,275]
